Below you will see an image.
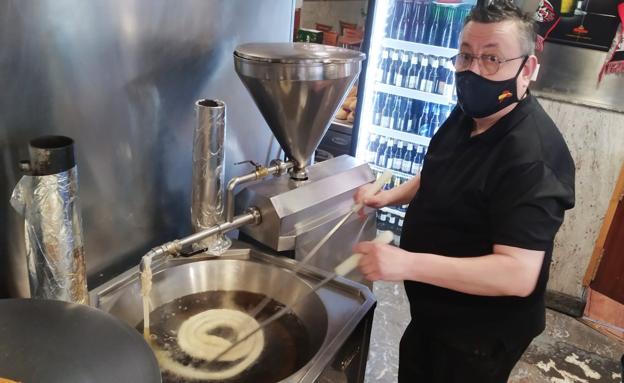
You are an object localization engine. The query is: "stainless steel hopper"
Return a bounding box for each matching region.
[234,43,365,180]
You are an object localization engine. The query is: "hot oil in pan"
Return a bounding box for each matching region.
[137,290,312,383]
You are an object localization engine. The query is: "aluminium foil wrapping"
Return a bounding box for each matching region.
[10,166,89,303]
[191,99,231,254]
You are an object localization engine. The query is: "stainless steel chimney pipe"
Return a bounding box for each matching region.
[191,99,231,255]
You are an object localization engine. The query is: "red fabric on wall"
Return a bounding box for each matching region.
[599,1,624,82]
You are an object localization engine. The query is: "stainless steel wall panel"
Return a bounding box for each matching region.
[519,0,624,113]
[533,43,624,113]
[0,0,295,297]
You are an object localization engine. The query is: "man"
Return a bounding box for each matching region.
[354,1,575,382]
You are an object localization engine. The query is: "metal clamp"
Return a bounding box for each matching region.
[234,160,262,170]
[225,159,295,222]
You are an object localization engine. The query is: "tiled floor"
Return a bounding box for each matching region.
[364,282,624,383]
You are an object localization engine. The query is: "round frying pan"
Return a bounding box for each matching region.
[0,299,161,383]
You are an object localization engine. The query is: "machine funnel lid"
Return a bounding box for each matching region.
[234,43,365,178]
[235,42,365,64]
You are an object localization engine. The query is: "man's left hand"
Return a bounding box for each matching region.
[353,241,412,281]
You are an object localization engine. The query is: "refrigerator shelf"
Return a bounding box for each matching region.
[375,82,453,106]
[381,206,406,219]
[370,164,414,180]
[331,119,353,130]
[370,125,431,147]
[382,38,458,58]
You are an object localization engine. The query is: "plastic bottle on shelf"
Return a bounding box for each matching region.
[440,6,456,48]
[377,211,389,231]
[435,58,448,95]
[416,0,430,43]
[402,143,414,174]
[412,145,425,175]
[429,104,441,136]
[417,102,431,137]
[391,50,403,85]
[390,140,400,169]
[380,95,394,128]
[377,49,391,83]
[410,100,423,133]
[375,136,387,166]
[427,3,441,46]
[417,56,430,92]
[408,1,422,42]
[366,134,378,164]
[387,0,402,39]
[393,141,405,171]
[395,52,410,88]
[383,139,395,169]
[373,92,384,126]
[426,57,439,93]
[388,213,398,234]
[451,6,470,49]
[401,99,414,132]
[390,98,402,131]
[413,56,425,91]
[406,1,420,42]
[439,104,449,123]
[398,98,408,131]
[385,50,400,85]
[396,0,413,41]
[406,53,420,89]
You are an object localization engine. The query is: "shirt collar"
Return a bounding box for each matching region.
[463,91,536,145]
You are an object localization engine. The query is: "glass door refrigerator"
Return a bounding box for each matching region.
[354,0,476,244]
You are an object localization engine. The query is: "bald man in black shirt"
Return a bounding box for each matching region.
[353,2,575,382]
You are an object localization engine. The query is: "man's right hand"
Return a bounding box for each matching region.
[353,183,388,218]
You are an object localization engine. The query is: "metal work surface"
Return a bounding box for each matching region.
[90,246,376,382]
[0,0,294,297]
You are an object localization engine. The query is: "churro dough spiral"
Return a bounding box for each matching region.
[154,308,265,381]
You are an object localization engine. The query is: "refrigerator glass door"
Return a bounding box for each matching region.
[356,0,475,241]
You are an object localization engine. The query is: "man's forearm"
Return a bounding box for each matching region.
[404,251,542,297]
[382,175,420,206]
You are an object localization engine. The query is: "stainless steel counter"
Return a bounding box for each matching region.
[90,242,376,382]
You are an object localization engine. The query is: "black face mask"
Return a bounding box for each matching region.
[455,57,529,119]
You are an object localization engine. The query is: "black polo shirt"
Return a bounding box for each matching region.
[400,94,575,344]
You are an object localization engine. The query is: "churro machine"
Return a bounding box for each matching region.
[92,43,380,383]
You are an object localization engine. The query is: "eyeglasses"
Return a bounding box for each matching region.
[450,53,527,76]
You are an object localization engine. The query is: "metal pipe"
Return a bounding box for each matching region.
[140,208,261,271]
[180,208,260,247]
[225,159,294,222]
[191,99,230,254]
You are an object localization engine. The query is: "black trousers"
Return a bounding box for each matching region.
[398,320,533,383]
